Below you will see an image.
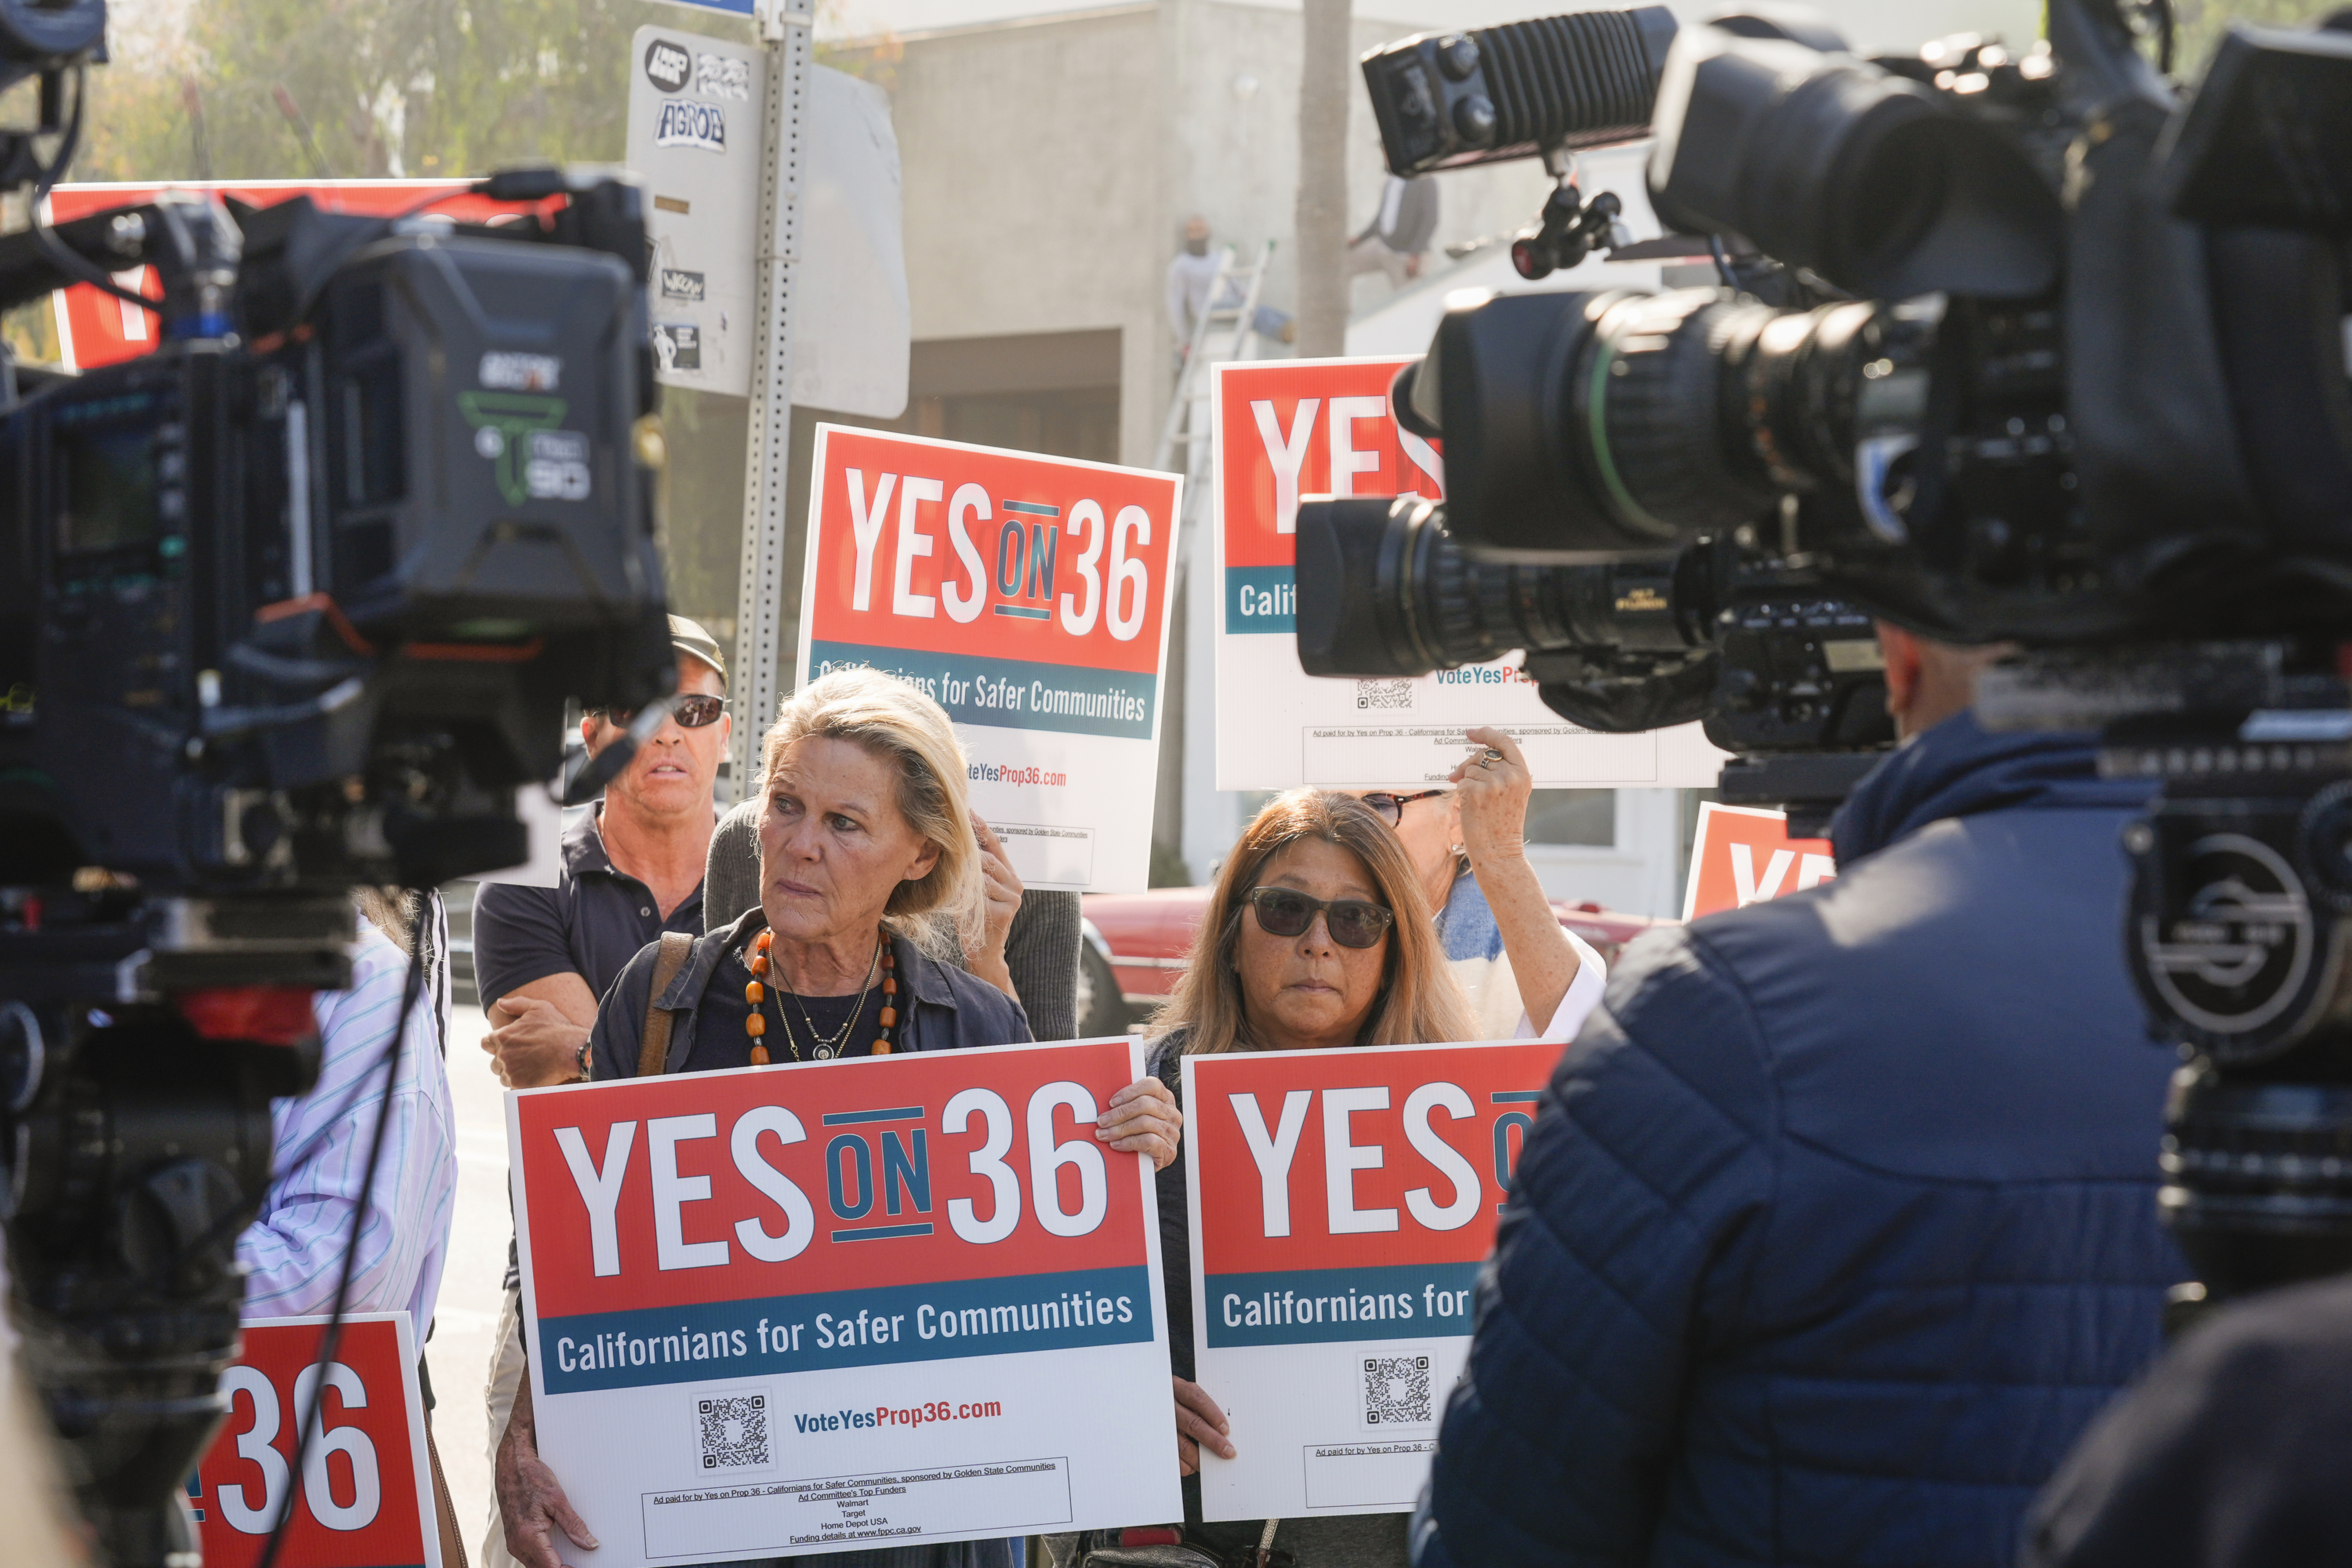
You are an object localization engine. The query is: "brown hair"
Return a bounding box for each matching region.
[1152,789,1474,1055]
[759,667,985,958]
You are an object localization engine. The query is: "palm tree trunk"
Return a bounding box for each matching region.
[1295,0,1351,356]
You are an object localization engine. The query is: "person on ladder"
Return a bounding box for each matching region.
[1167,215,1294,362]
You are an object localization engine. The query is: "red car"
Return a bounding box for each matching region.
[1074,886,1668,1037]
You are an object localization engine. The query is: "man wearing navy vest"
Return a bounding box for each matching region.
[1415,627,2187,1568]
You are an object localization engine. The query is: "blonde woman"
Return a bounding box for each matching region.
[1062,790,1481,1568]
[496,667,1181,1568]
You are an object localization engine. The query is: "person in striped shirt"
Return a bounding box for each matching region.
[237,889,458,1335]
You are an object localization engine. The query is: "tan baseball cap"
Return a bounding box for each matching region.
[668,615,728,687]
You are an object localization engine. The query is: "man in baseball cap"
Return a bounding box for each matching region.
[468,611,731,1567]
[664,613,727,689]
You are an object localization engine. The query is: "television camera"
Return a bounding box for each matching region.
[1295,495,1891,834]
[0,2,680,1560]
[1312,0,2352,1317]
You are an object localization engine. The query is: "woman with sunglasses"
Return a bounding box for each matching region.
[1047,790,1478,1568]
[1358,726,1606,1043]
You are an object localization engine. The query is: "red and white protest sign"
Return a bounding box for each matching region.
[187,1312,441,1568]
[1181,1038,1555,1520]
[1682,801,1838,921]
[44,181,553,371]
[1210,356,1726,790]
[797,425,1180,893]
[509,1038,1180,1566]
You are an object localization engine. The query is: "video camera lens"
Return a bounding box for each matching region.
[1647,19,2061,302]
[1414,287,1915,559]
[1293,494,1703,679]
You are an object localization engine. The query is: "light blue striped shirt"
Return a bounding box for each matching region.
[237,909,459,1332]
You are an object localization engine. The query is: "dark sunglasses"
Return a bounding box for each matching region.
[588,693,728,728]
[1244,886,1395,949]
[1361,789,1445,826]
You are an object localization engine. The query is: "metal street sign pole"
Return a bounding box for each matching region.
[729,0,815,802]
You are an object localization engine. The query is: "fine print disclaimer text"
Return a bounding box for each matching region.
[642,1455,1074,1559]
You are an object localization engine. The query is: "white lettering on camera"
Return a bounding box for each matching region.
[525,431,592,501]
[480,352,561,391]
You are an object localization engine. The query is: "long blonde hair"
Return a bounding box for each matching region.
[759,667,986,958]
[1154,789,1475,1055]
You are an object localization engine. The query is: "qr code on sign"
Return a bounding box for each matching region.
[697,1394,768,1470]
[1362,1356,1432,1425]
[1357,680,1412,711]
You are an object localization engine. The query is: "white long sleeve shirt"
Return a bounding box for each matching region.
[1434,867,1610,1043]
[1166,247,1234,348]
[237,914,457,1332]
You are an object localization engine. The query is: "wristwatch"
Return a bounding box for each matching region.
[573,1036,593,1082]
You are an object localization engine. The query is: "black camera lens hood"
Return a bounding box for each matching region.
[1650,22,2060,300]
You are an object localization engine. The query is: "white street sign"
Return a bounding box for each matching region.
[626,25,909,416]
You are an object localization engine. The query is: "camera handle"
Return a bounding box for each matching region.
[2122,757,2352,1333]
[1985,645,2352,1334]
[1508,146,1631,282]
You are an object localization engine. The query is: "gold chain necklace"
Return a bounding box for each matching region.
[744,930,899,1064]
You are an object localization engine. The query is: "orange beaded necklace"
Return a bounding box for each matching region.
[743,928,898,1064]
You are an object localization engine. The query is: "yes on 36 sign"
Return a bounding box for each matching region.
[1212,356,1727,790]
[511,1038,1180,1566]
[799,426,1180,893]
[1682,801,1837,920]
[188,1313,441,1568]
[1183,1038,1555,1521]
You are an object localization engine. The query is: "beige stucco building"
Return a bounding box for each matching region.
[662,0,2045,911]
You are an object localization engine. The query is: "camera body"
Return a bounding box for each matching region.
[1323,0,2352,1312]
[1295,497,1890,831]
[1357,6,2352,647]
[0,194,675,910]
[0,171,676,1564]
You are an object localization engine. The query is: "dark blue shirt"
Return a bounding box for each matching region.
[472,804,706,1012]
[474,804,708,1292]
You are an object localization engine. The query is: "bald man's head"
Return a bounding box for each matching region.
[1876,622,2014,740]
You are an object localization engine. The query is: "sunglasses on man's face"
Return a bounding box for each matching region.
[588,693,728,729]
[1360,789,1445,826]
[1244,886,1395,949]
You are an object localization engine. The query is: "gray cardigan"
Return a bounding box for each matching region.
[703,796,1082,1041]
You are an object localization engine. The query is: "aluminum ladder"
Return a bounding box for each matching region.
[1153,238,1277,477]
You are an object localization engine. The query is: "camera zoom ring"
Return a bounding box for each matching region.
[1584,292,1776,543]
[1421,540,1517,668]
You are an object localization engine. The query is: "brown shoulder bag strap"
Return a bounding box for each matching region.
[636,931,699,1078]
